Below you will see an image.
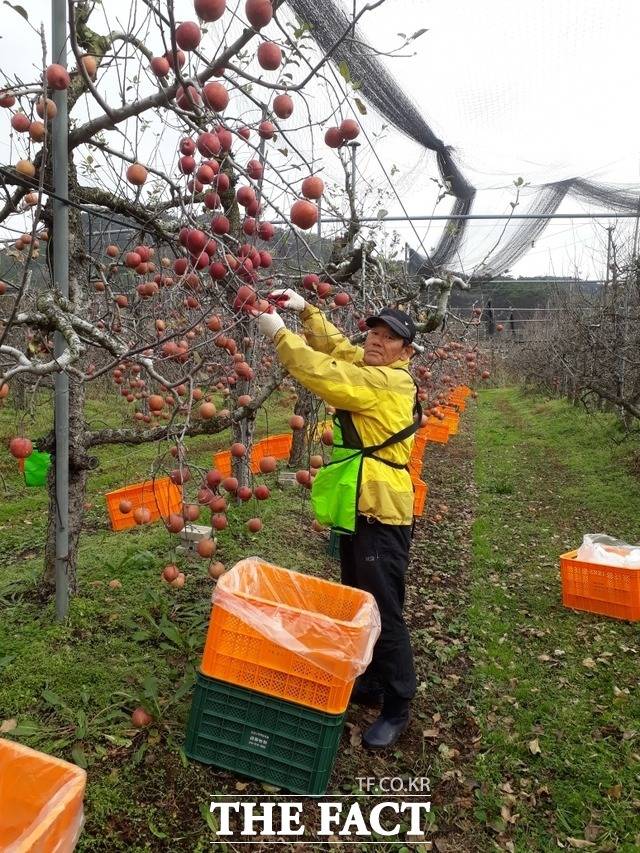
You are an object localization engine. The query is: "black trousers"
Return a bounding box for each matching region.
[339,515,416,703]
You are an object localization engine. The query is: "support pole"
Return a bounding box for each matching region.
[347,141,360,251]
[52,0,69,621]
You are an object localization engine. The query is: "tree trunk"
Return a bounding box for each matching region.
[231,320,254,488]
[232,414,253,488]
[288,384,313,468]
[41,168,91,597]
[42,377,89,594]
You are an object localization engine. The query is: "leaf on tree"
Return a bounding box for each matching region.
[3,2,28,21]
[338,60,351,83]
[354,97,367,116]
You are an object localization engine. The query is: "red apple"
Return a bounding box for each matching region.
[195,0,227,21]
[46,63,70,91]
[324,127,344,148]
[203,82,229,111]
[259,456,277,473]
[257,42,282,70]
[131,707,153,728]
[301,175,324,199]
[9,437,33,459]
[162,564,179,582]
[126,163,148,186]
[290,199,318,230]
[273,93,293,118]
[176,21,202,51]
[340,118,360,140]
[151,56,171,76]
[246,0,273,28]
[258,120,276,139]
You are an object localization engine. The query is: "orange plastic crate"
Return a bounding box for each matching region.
[213,450,232,476]
[412,432,428,459]
[258,433,292,460]
[105,476,182,531]
[560,550,640,621]
[201,560,378,714]
[413,480,428,516]
[249,443,263,474]
[249,434,293,473]
[0,738,86,852]
[409,456,423,481]
[442,409,459,436]
[424,419,450,443]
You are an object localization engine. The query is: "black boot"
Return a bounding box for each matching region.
[362,696,410,749]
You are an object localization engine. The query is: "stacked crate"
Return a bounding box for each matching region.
[185,559,380,794]
[409,430,429,517]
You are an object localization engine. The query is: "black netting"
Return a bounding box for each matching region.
[287,0,475,271]
[287,0,640,282]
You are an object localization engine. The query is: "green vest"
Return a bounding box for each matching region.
[311,397,421,534]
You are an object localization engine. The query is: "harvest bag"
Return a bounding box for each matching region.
[311,394,421,534]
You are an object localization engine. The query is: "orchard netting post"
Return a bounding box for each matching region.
[52,0,70,621]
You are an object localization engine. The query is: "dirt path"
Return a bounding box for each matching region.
[325,408,485,852]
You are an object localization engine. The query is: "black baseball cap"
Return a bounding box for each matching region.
[365,307,416,343]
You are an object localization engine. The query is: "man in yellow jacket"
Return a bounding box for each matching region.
[255,288,419,749]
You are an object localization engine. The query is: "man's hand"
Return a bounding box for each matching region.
[250,307,285,340]
[268,288,306,313]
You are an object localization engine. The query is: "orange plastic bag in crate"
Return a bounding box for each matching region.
[560,550,640,621]
[105,476,182,531]
[0,738,86,852]
[201,558,381,714]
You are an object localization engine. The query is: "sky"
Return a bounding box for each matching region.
[1,0,639,279]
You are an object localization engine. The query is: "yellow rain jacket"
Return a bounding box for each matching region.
[274,304,416,526]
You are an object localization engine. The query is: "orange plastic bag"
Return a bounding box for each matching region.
[206,558,380,680]
[201,558,381,713]
[0,738,86,852]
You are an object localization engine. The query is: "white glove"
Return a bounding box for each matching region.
[255,309,285,340]
[269,288,306,313]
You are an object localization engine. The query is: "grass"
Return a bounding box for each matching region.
[0,389,344,852]
[470,387,640,852]
[2,385,640,851]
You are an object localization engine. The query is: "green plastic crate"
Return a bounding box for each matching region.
[184,674,345,794]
